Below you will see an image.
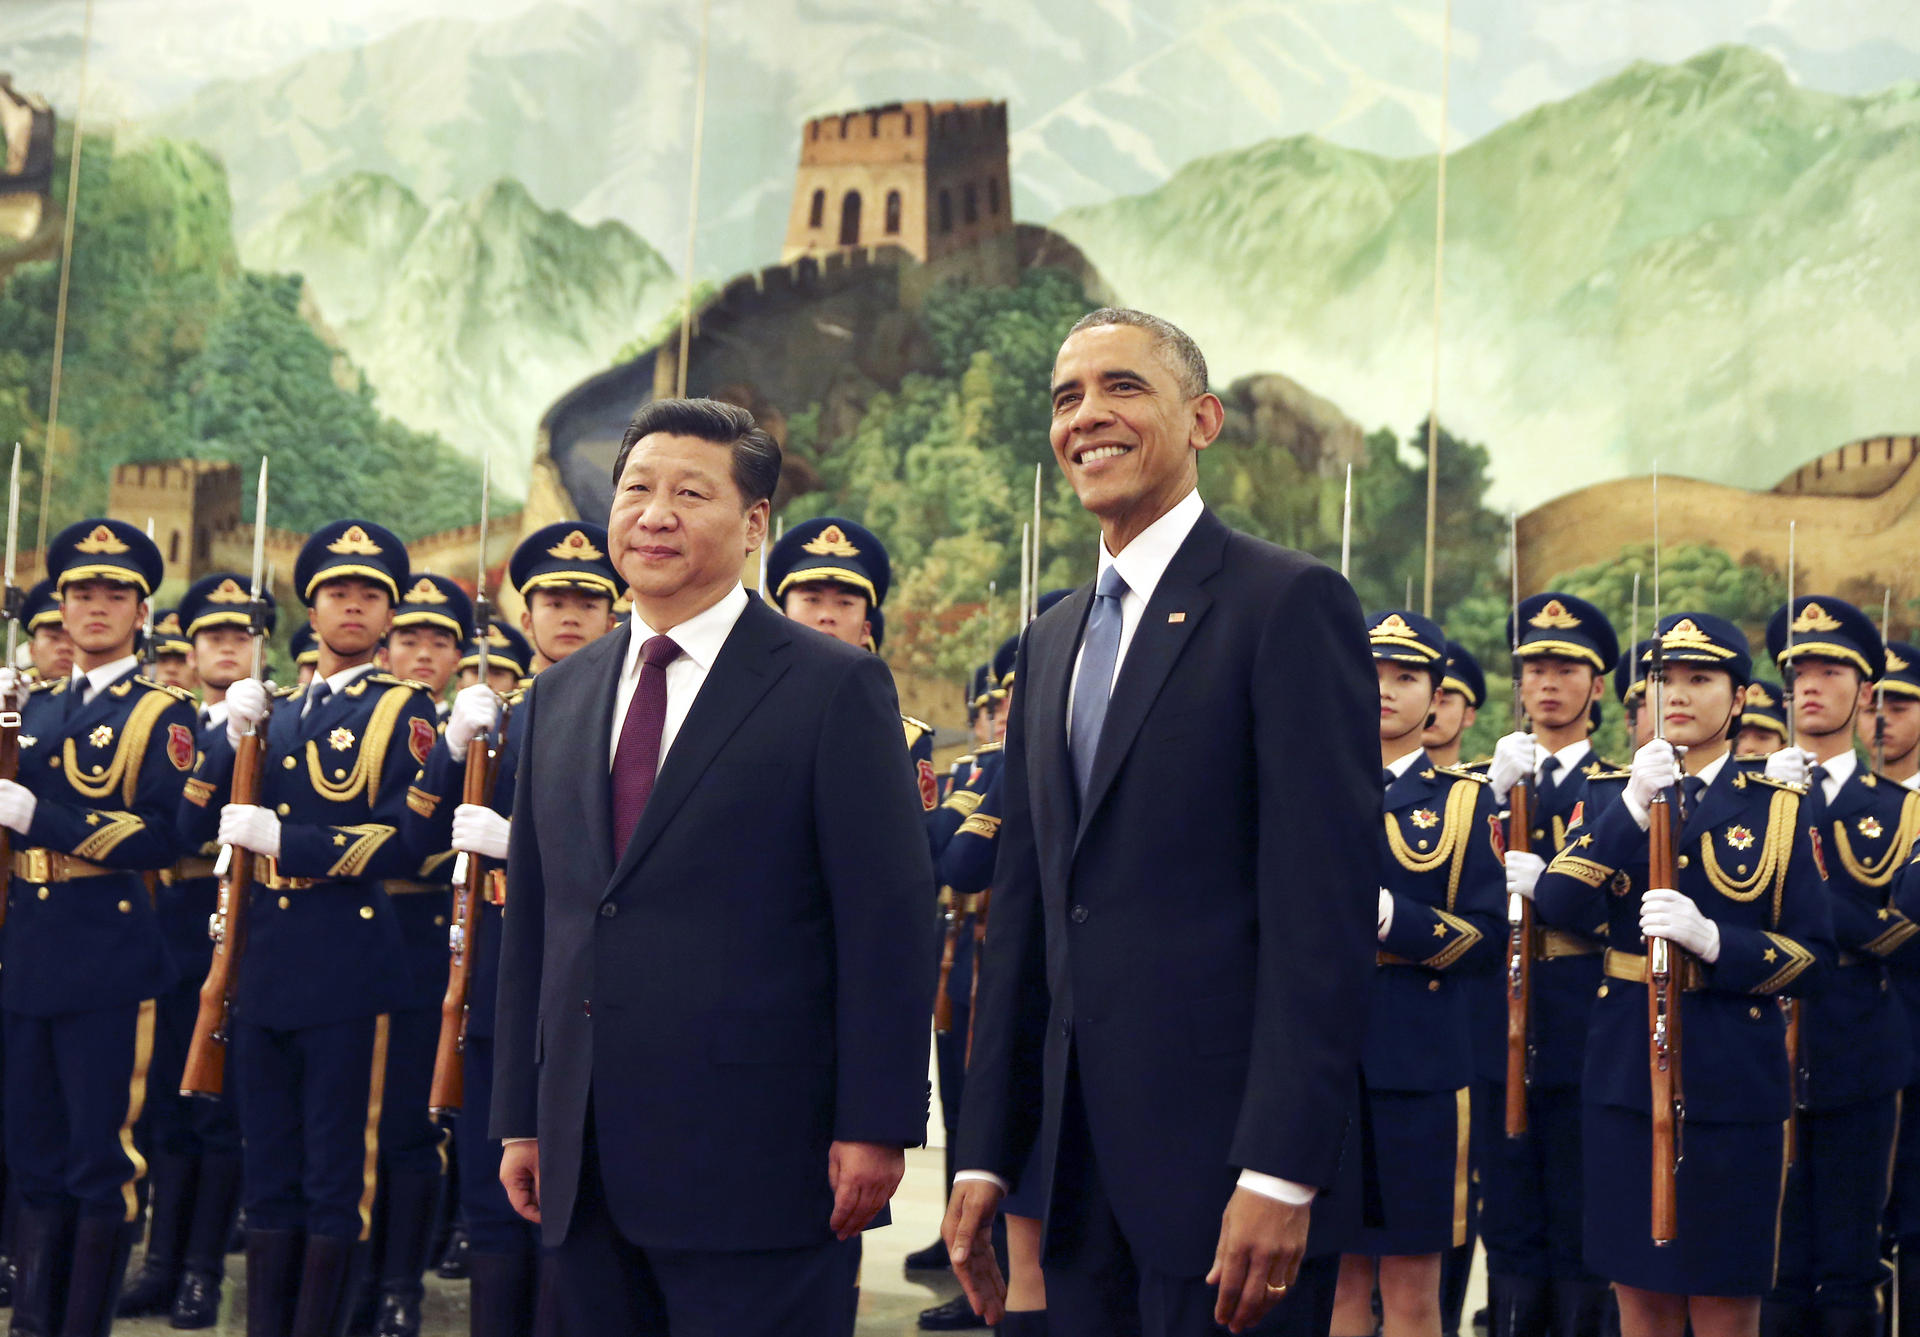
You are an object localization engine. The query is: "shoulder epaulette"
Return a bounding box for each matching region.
[1743,772,1807,795]
[502,686,528,707]
[902,713,933,735]
[133,675,196,703]
[1584,767,1631,782]
[973,740,1004,755]
[272,684,300,700]
[369,672,432,694]
[1437,764,1490,784]
[1462,756,1492,770]
[28,676,60,695]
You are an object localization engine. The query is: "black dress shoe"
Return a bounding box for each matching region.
[904,1238,950,1272]
[918,1293,989,1330]
[435,1227,470,1281]
[169,1269,223,1330]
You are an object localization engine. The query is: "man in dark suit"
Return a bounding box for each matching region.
[944,309,1380,1337]
[491,397,937,1334]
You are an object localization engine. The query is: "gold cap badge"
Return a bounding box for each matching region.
[1889,649,1909,673]
[1528,598,1581,630]
[74,524,130,555]
[327,525,383,556]
[208,578,250,604]
[1373,613,1416,639]
[405,577,449,603]
[547,530,604,561]
[802,524,861,557]
[1746,683,1774,707]
[1790,602,1842,634]
[1662,618,1712,647]
[157,613,182,635]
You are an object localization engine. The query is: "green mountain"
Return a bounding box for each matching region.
[1052,45,1920,506]
[244,172,677,489]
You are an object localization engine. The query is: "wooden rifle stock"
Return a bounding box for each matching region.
[1647,788,1683,1245]
[429,735,494,1114]
[181,727,265,1098]
[1783,999,1803,1168]
[1505,778,1534,1138]
[933,892,958,1035]
[964,889,990,1066]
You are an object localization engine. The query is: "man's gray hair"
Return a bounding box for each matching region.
[1066,308,1210,400]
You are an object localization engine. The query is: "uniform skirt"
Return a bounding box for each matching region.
[1584,1102,1788,1296]
[1349,1087,1470,1256]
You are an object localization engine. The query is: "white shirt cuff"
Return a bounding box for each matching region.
[501,1136,536,1146]
[1237,1169,1316,1206]
[953,1169,1010,1193]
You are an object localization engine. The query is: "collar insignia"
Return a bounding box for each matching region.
[547,530,604,561]
[1528,598,1581,629]
[74,525,129,555]
[801,524,860,557]
[327,525,382,556]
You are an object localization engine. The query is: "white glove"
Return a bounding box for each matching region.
[218,804,281,859]
[1505,849,1547,903]
[225,678,271,748]
[0,779,36,835]
[1626,738,1682,814]
[0,667,23,704]
[1487,731,1539,803]
[1377,887,1394,941]
[1640,887,1720,963]
[451,803,511,861]
[445,684,500,753]
[1765,746,1813,787]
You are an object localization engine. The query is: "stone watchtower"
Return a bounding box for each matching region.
[780,100,1012,265]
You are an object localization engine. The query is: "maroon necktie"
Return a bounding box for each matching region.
[611,635,682,860]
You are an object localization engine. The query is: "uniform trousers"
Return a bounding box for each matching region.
[1773,1094,1900,1311]
[457,1036,535,1255]
[1473,1077,1591,1280]
[4,1001,146,1216]
[235,1014,383,1240]
[140,973,242,1158]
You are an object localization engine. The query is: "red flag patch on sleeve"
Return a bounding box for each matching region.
[917,759,937,811]
[167,723,194,772]
[1488,813,1508,861]
[409,717,436,767]
[1808,826,1827,880]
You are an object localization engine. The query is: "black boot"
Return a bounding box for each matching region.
[117,1152,195,1317]
[245,1230,304,1337]
[428,1122,457,1268]
[435,1224,469,1280]
[55,1216,135,1337]
[468,1250,536,1337]
[371,1173,441,1337]
[995,1312,1048,1336]
[1817,1308,1879,1337]
[904,1238,951,1272]
[1488,1274,1552,1337]
[170,1154,242,1330]
[0,1184,17,1309]
[290,1235,360,1337]
[920,1293,990,1330]
[8,1202,77,1337]
[1549,1279,1611,1337]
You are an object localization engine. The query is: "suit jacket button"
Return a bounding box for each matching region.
[1070,905,1089,924]
[1059,1020,1070,1037]
[582,1000,592,1016]
[600,903,617,918]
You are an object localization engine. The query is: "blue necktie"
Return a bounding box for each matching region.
[1070,565,1130,802]
[1806,764,1829,820]
[303,679,332,720]
[1540,755,1562,790]
[1682,774,1706,812]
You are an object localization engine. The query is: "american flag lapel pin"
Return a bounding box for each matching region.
[1167,611,1186,624]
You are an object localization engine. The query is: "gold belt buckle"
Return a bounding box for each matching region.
[23,849,51,884]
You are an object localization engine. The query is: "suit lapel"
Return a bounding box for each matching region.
[1822,769,1871,824]
[1073,512,1225,850]
[606,601,792,889]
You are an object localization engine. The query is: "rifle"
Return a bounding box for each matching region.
[933,890,958,1035]
[0,445,23,933]
[965,889,991,1067]
[1647,469,1683,1245]
[181,459,271,1099]
[1875,588,1892,775]
[431,455,498,1115]
[1505,511,1533,1138]
[1781,522,1804,1167]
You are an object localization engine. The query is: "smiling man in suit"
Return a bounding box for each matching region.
[490,397,937,1335]
[943,309,1380,1337]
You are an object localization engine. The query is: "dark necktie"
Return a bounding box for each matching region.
[303,679,332,720]
[198,707,212,731]
[611,635,682,860]
[1382,767,1396,788]
[1807,764,1830,820]
[1682,774,1706,812]
[64,679,87,723]
[1539,755,1562,791]
[1069,566,1129,802]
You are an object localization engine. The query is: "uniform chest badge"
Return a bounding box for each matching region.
[1725,825,1755,851]
[1859,816,1884,840]
[328,727,355,752]
[1411,809,1439,829]
[89,724,113,749]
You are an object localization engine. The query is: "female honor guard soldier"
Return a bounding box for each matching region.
[355,572,475,1337]
[1757,598,1915,1336]
[1532,613,1833,1337]
[119,573,277,1329]
[0,519,198,1336]
[1332,610,1503,1337]
[179,520,440,1335]
[401,522,620,1337]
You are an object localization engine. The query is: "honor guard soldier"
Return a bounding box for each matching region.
[355,571,474,1337]
[1872,645,1920,1334]
[1424,640,1486,771]
[0,519,198,1335]
[1759,598,1916,1335]
[19,577,71,683]
[457,621,530,696]
[1733,681,1790,759]
[1866,645,1920,791]
[120,573,277,1328]
[179,520,440,1333]
[290,624,320,688]
[403,522,619,1336]
[149,609,196,691]
[1475,593,1625,1337]
[766,516,938,809]
[1533,613,1833,1337]
[1332,610,1503,1337]
[940,665,996,805]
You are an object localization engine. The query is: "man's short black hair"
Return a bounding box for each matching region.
[1066,308,1210,399]
[614,397,782,507]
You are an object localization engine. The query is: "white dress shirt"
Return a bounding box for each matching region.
[1901,772,1920,793]
[68,654,139,705]
[202,699,230,732]
[608,583,750,773]
[1809,747,1856,806]
[1539,738,1592,787]
[960,490,1316,1209]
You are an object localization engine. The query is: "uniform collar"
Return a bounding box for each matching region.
[315,661,377,697]
[69,654,137,700]
[1385,746,1424,779]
